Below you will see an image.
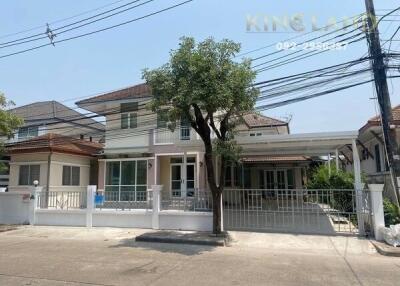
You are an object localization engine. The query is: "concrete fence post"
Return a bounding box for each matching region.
[86,185,96,228]
[152,185,162,230]
[29,186,42,225]
[368,184,385,241]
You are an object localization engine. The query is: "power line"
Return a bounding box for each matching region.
[0,0,128,40]
[0,0,156,49]
[0,0,194,60]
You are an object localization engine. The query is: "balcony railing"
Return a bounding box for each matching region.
[154,127,200,145]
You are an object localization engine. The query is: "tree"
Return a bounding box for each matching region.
[0,92,23,170]
[143,37,259,234]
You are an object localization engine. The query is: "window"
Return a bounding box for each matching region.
[121,102,138,113]
[243,168,251,188]
[120,103,138,129]
[287,169,294,189]
[170,157,195,164]
[18,126,38,139]
[121,113,137,129]
[19,165,40,185]
[224,163,232,187]
[180,116,191,140]
[0,162,9,176]
[62,166,80,186]
[157,110,168,129]
[375,144,381,173]
[249,132,262,137]
[105,160,148,202]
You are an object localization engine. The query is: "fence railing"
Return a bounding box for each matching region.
[161,189,212,212]
[37,190,87,210]
[153,127,199,144]
[222,188,362,234]
[98,190,153,210]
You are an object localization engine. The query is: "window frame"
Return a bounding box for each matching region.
[18,126,39,139]
[18,164,40,186]
[121,112,138,129]
[62,165,80,186]
[104,159,148,202]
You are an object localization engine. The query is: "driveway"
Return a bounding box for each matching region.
[0,226,399,286]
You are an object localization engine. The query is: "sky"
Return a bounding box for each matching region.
[0,0,399,134]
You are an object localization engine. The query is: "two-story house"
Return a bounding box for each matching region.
[76,83,312,204]
[4,101,105,191]
[341,105,400,201]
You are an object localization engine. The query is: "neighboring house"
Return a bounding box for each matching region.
[1,101,105,187]
[76,83,311,204]
[6,134,102,193]
[341,105,400,201]
[9,101,105,143]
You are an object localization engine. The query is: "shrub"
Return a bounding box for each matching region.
[383,198,400,226]
[307,164,355,212]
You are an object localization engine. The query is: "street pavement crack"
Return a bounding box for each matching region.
[0,272,116,286]
[329,237,364,286]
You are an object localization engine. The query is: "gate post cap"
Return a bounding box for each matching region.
[152,185,163,191]
[368,184,384,192]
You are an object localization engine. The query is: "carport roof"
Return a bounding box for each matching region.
[238,131,358,156]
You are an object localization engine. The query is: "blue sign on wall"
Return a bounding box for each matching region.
[94,194,104,206]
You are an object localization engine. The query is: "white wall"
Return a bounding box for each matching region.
[35,210,86,226]
[0,192,30,224]
[32,209,211,231]
[159,211,212,231]
[92,210,153,228]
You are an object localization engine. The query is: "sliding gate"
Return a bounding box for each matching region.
[223,189,369,235]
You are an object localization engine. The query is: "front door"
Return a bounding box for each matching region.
[264,169,295,189]
[170,163,196,198]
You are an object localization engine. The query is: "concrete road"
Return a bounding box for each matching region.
[0,226,399,286]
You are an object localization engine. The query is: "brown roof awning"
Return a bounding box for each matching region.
[6,133,103,157]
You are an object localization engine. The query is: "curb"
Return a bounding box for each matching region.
[135,235,225,246]
[371,241,400,257]
[135,231,231,247]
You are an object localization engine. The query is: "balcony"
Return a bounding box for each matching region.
[154,127,200,145]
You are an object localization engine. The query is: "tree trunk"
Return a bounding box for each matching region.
[212,190,222,234]
[204,143,223,234]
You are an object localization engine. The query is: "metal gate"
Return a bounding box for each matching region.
[222,188,369,235]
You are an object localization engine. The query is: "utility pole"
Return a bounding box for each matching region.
[364,0,400,205]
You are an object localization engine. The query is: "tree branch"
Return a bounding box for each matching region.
[209,113,222,139]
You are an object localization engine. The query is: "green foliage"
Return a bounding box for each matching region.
[307,164,356,213]
[143,37,259,158]
[0,93,23,137]
[0,92,24,169]
[307,164,354,189]
[383,198,400,226]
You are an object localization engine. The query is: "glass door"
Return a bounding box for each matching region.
[276,170,286,189]
[171,163,196,197]
[264,170,275,189]
[186,164,195,197]
[171,164,182,197]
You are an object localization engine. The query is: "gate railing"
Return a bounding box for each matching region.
[37,190,87,210]
[222,188,364,234]
[161,189,212,212]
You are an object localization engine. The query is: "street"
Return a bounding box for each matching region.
[0,226,399,286]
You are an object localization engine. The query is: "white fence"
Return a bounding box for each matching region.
[30,185,212,231]
[0,185,385,239]
[222,188,372,235]
[0,191,31,224]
